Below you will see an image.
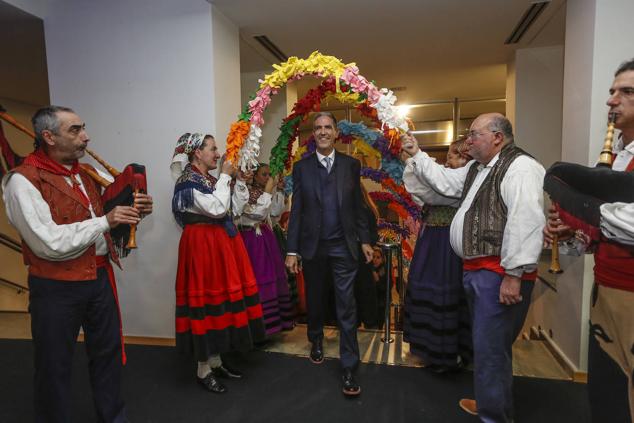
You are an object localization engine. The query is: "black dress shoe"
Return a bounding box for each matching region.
[310,340,324,364]
[212,364,243,379]
[342,368,361,396]
[197,373,227,393]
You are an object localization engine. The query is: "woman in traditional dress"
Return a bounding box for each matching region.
[238,163,295,335]
[171,133,265,393]
[402,137,472,373]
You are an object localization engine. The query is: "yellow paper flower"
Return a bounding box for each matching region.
[292,145,307,164]
[352,139,380,159]
[324,91,361,105]
[259,51,353,90]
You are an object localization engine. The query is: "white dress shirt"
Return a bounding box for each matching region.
[2,168,113,260]
[316,149,336,171]
[407,149,546,273]
[600,136,634,245]
[403,157,461,207]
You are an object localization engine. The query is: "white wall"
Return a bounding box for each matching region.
[514,46,564,169]
[44,0,240,338]
[211,5,241,150]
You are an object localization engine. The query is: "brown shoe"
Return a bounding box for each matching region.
[458,398,478,416]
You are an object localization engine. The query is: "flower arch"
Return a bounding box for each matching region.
[225,51,409,170]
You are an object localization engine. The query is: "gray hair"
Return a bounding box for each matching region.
[615,58,634,77]
[488,115,514,143]
[312,111,337,127]
[31,105,75,149]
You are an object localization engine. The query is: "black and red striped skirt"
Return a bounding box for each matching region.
[175,223,265,361]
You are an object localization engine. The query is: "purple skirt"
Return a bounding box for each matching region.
[403,225,472,368]
[240,224,294,335]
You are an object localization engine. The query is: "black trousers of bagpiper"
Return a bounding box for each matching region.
[28,267,126,423]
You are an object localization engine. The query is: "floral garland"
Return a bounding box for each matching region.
[361,168,421,219]
[377,220,411,239]
[269,77,358,176]
[227,51,409,169]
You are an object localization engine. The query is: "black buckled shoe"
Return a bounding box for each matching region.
[212,364,243,379]
[197,373,227,393]
[310,340,324,364]
[342,368,361,396]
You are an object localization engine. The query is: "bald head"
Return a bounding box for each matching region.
[465,113,514,164]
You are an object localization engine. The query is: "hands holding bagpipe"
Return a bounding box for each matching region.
[106,193,153,229]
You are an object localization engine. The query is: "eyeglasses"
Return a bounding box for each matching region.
[466,130,498,139]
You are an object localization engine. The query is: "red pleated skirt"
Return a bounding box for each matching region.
[175,223,265,360]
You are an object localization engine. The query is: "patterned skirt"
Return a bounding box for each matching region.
[241,224,295,335]
[175,224,266,362]
[403,225,472,368]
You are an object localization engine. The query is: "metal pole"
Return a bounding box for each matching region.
[452,97,460,140]
[394,244,405,330]
[379,243,395,344]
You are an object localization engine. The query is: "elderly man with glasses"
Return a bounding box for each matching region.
[402,113,545,423]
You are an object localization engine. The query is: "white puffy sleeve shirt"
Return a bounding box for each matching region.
[407,149,545,273]
[183,173,233,218]
[403,155,462,207]
[600,138,634,245]
[239,192,273,226]
[2,169,113,260]
[231,180,249,217]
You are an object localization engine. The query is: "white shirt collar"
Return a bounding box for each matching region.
[316,149,336,164]
[613,133,634,155]
[477,151,501,170]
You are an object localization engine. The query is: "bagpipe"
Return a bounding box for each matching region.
[543,113,634,272]
[0,106,147,258]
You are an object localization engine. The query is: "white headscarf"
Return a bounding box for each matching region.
[170,132,205,180]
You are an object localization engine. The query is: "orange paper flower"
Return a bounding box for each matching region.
[225,120,250,164]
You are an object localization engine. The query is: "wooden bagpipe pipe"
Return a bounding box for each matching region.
[544,113,634,272]
[0,107,147,257]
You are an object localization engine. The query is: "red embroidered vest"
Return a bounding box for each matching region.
[11,163,120,281]
[594,156,634,291]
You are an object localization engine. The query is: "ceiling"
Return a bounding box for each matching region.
[0,0,566,109]
[215,0,566,105]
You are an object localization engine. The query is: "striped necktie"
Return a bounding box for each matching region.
[323,156,332,173]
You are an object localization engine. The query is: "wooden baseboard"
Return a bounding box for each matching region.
[530,326,587,383]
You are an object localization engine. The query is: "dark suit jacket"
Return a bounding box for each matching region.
[287,151,370,261]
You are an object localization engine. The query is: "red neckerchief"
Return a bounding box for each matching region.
[23,149,91,208]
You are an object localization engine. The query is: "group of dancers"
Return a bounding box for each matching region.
[2,58,633,423]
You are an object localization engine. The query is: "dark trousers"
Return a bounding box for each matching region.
[588,324,632,423]
[28,268,126,423]
[463,270,534,423]
[303,239,360,370]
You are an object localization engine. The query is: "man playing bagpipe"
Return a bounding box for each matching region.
[1,106,153,423]
[545,59,634,422]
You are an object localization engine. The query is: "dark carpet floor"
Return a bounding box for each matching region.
[0,339,590,423]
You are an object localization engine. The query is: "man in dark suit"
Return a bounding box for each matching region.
[286,112,373,396]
